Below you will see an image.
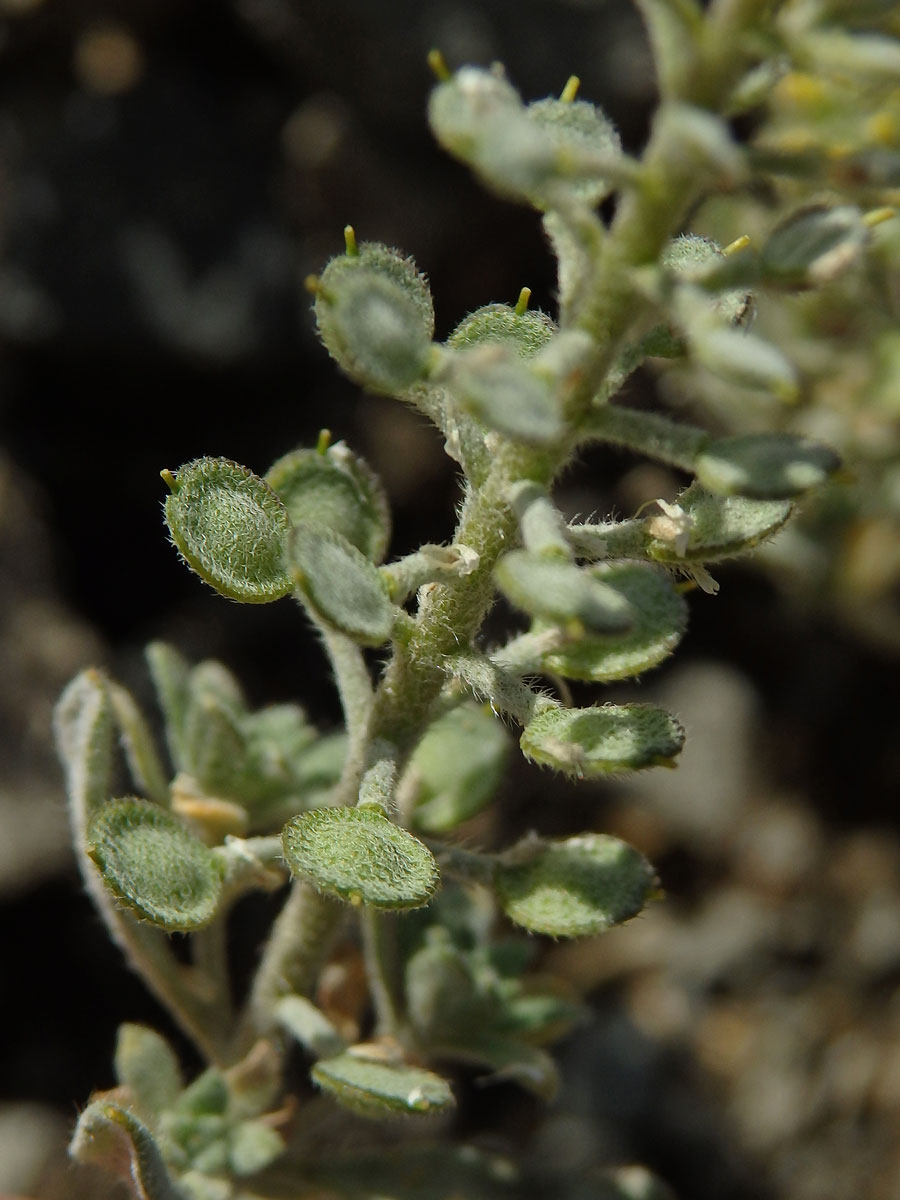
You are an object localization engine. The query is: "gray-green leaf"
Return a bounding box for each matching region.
[696,433,841,499]
[86,798,225,930]
[312,1051,455,1117]
[540,564,687,682]
[495,833,657,937]
[287,525,398,645]
[520,704,684,776]
[266,442,391,562]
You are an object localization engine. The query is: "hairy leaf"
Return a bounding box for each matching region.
[312,1051,455,1117]
[163,458,293,603]
[282,807,440,909]
[495,833,657,937]
[521,704,684,776]
[266,442,391,562]
[287,525,398,645]
[87,798,225,930]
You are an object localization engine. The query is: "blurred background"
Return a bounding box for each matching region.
[1,1,900,1198]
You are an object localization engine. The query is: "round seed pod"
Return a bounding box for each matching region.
[315,242,434,396]
[525,97,622,208]
[447,303,557,359]
[266,442,390,562]
[162,458,293,603]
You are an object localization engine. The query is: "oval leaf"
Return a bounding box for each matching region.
[315,243,434,397]
[70,1100,184,1200]
[114,1024,184,1120]
[761,204,867,289]
[646,482,792,563]
[312,1050,454,1117]
[266,443,391,562]
[495,551,634,634]
[410,703,511,834]
[520,704,684,776]
[495,833,657,937]
[445,344,564,444]
[696,433,841,499]
[163,458,292,603]
[54,669,115,822]
[282,807,440,910]
[86,798,225,930]
[287,525,397,645]
[540,564,687,682]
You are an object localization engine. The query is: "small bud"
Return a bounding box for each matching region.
[657,102,745,184]
[277,994,346,1060]
[114,1025,183,1121]
[495,551,634,633]
[538,564,688,683]
[440,343,564,444]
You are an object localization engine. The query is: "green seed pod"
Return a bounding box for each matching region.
[760,204,868,289]
[663,234,752,326]
[441,343,564,444]
[315,242,434,396]
[281,806,440,909]
[163,458,293,603]
[311,1051,455,1118]
[428,66,523,164]
[539,564,688,682]
[520,704,684,777]
[696,433,841,499]
[266,441,391,562]
[525,96,622,208]
[447,302,557,359]
[287,524,398,645]
[495,833,657,938]
[495,551,634,634]
[86,797,225,931]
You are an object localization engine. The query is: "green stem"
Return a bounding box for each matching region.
[360,911,405,1039]
[235,883,346,1055]
[579,403,709,470]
